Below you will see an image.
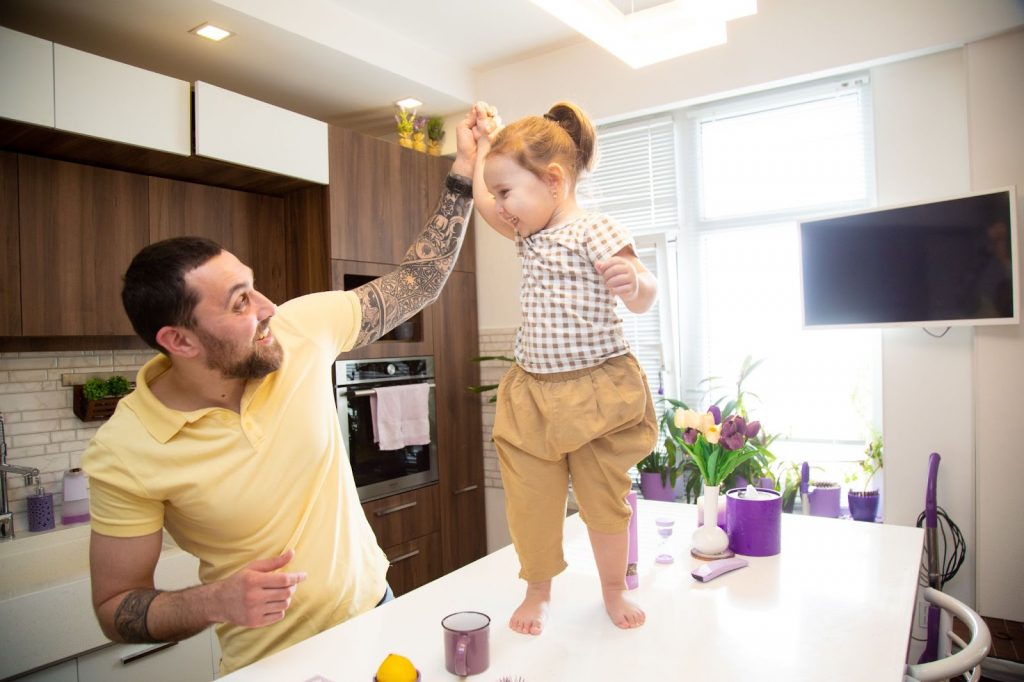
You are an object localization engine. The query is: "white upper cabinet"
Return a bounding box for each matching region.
[53,44,191,155]
[194,81,328,184]
[0,26,55,127]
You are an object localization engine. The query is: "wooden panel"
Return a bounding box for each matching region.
[361,484,440,549]
[19,155,148,335]
[330,259,434,360]
[283,185,330,299]
[433,270,487,572]
[0,151,20,335]
[382,531,443,597]
[148,177,288,306]
[425,154,476,273]
[328,126,429,265]
[0,118,318,196]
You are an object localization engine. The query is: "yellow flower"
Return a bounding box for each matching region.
[704,423,721,444]
[699,411,717,434]
[674,408,701,430]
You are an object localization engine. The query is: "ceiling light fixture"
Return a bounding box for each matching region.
[529,0,756,68]
[395,98,423,110]
[190,22,233,42]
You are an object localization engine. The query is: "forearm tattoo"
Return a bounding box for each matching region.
[354,173,473,348]
[114,589,162,643]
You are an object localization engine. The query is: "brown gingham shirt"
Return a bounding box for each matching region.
[514,212,634,373]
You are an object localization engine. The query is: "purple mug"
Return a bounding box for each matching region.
[442,611,490,676]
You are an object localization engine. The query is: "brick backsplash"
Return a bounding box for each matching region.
[0,349,153,533]
[477,328,516,491]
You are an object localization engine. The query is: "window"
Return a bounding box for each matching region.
[680,76,881,467]
[579,116,680,403]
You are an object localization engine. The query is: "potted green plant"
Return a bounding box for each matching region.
[426,116,445,156]
[696,356,779,493]
[73,375,133,422]
[636,398,694,501]
[466,355,514,403]
[412,115,428,152]
[395,107,415,148]
[846,431,883,521]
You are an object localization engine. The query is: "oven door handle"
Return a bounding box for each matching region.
[350,383,435,398]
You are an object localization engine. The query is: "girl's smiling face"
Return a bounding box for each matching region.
[482,153,559,238]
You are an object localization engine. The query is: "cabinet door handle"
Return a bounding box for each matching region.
[389,549,420,564]
[120,641,178,665]
[453,484,478,496]
[374,501,417,517]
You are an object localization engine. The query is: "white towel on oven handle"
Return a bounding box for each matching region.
[370,383,431,451]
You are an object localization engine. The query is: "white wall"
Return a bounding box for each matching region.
[967,29,1024,622]
[473,2,1024,618]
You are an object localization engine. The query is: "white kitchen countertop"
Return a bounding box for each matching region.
[221,499,924,682]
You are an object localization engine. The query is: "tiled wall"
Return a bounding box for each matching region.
[0,350,152,532]
[476,328,515,490]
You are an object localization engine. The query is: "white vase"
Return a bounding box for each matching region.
[691,483,729,555]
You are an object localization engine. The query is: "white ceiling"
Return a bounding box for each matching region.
[0,0,583,135]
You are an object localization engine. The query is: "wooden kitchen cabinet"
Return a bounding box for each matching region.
[433,270,487,573]
[148,177,289,306]
[18,155,148,336]
[0,151,19,335]
[362,484,443,595]
[330,259,434,360]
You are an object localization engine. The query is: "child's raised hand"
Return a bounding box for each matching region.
[595,257,640,302]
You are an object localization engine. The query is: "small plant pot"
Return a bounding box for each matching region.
[72,384,123,422]
[807,484,841,518]
[639,471,677,502]
[848,490,880,522]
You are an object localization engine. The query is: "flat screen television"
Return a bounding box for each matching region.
[800,187,1018,329]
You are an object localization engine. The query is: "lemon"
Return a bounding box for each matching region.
[376,653,418,682]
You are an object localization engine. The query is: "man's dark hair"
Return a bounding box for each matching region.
[122,236,224,353]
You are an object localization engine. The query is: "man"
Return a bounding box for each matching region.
[82,106,482,674]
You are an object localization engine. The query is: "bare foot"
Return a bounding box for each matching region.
[603,587,645,629]
[509,581,551,635]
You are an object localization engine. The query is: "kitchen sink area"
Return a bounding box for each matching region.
[0,523,203,680]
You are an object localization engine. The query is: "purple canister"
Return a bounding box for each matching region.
[726,487,782,556]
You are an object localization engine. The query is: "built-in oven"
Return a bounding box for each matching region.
[334,356,438,502]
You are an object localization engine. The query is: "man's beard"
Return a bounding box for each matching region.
[194,323,283,380]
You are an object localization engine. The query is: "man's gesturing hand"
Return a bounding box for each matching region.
[213,549,307,628]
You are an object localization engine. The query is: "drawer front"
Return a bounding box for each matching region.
[76,630,214,682]
[384,532,442,596]
[362,484,440,548]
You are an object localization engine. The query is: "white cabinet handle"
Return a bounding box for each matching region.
[120,641,177,665]
[374,501,417,517]
[389,549,420,565]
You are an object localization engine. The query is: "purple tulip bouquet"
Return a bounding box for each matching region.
[672,405,767,487]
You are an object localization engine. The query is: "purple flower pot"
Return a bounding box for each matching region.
[726,487,782,556]
[807,486,841,518]
[847,491,880,522]
[639,471,678,502]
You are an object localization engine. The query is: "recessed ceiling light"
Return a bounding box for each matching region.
[395,98,423,110]
[190,23,233,42]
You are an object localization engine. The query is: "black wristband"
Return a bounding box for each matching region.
[445,173,473,197]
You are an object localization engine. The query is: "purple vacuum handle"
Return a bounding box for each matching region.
[925,452,940,529]
[800,462,809,495]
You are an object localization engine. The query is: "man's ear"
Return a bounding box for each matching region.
[155,326,200,359]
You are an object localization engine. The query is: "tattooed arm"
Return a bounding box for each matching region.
[90,531,306,643]
[351,106,482,349]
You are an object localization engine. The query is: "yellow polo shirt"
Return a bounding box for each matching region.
[82,290,390,674]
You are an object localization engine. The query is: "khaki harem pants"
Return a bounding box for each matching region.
[493,353,658,582]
